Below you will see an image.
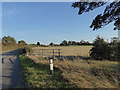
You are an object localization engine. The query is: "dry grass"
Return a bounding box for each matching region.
[54,60,119,88]
[28,46,119,88]
[2,44,35,52]
[29,55,119,88]
[2,45,21,52]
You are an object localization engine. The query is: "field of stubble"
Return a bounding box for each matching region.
[22,46,119,88]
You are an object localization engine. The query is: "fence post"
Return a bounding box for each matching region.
[42,49,43,57]
[53,49,54,59]
[58,49,60,57]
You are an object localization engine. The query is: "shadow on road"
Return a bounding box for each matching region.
[1,49,24,88]
[2,58,4,64]
[9,58,14,64]
[55,55,92,60]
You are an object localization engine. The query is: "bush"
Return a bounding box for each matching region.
[90,36,112,60]
[90,43,112,60]
[90,36,119,61]
[117,43,120,61]
[22,47,33,55]
[114,42,120,61]
[18,40,27,45]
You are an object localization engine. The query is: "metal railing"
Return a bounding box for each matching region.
[31,49,62,58]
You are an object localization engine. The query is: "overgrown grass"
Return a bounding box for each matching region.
[54,60,119,88]
[29,55,119,88]
[19,55,77,88]
[19,45,119,88]
[2,44,25,52]
[2,44,36,52]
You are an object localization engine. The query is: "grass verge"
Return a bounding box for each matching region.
[19,54,77,88]
[54,60,119,88]
[29,55,119,88]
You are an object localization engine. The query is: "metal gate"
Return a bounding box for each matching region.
[31,49,62,59]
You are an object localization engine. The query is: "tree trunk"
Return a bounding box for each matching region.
[118,30,120,42]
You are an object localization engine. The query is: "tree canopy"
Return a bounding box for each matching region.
[2,36,16,44]
[37,42,40,46]
[18,40,27,45]
[72,0,120,30]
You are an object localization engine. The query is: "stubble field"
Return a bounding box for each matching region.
[20,46,119,88]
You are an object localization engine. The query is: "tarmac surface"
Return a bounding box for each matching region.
[1,50,24,89]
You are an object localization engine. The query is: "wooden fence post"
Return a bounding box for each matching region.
[42,49,43,57]
[53,49,54,59]
[58,49,60,57]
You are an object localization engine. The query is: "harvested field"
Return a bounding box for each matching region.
[33,46,92,57]
[27,46,119,88]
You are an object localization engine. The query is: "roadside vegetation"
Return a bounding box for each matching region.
[2,35,119,88]
[90,36,120,61]
[21,55,118,88]
[19,45,119,88]
[1,36,36,52]
[19,54,77,88]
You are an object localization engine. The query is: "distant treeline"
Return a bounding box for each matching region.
[2,36,92,46]
[2,36,120,61]
[49,40,93,46]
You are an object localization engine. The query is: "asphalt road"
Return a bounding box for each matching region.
[1,50,24,89]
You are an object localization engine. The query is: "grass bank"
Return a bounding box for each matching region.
[29,55,119,88]
[2,44,36,52]
[2,44,25,52]
[19,54,77,88]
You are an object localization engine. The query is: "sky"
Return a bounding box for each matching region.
[2,2,118,45]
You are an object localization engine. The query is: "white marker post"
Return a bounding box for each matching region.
[50,58,53,74]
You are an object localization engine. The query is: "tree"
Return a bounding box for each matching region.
[72,1,120,30]
[90,36,112,60]
[80,40,85,45]
[60,40,68,46]
[18,40,27,45]
[2,36,16,44]
[37,42,40,46]
[110,37,120,61]
[68,41,72,45]
[117,42,120,60]
[49,42,55,46]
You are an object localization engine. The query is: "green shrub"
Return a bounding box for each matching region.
[18,40,27,45]
[22,47,33,55]
[90,36,111,60]
[90,36,119,61]
[115,42,120,61]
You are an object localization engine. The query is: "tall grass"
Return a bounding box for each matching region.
[21,46,119,88]
[2,43,35,52]
[54,59,119,88]
[19,55,77,88]
[29,55,119,88]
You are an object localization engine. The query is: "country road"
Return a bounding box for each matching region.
[1,50,24,89]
